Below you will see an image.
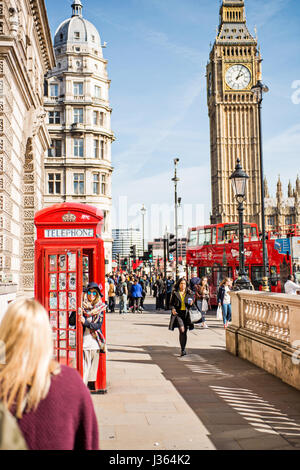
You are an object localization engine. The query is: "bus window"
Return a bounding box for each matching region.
[188,230,198,247]
[251,226,258,241]
[250,266,264,290]
[218,225,238,243]
[198,229,212,246]
[212,228,217,245]
[213,267,233,289]
[270,266,278,286]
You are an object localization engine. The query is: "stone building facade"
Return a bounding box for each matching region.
[0,0,55,314]
[265,176,300,233]
[43,0,114,273]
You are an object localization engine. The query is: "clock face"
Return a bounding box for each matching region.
[225,65,251,90]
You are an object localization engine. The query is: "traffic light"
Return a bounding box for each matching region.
[122,258,128,269]
[148,247,153,262]
[168,234,176,259]
[116,253,120,266]
[130,245,136,262]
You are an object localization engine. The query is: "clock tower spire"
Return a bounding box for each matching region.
[207,0,263,228]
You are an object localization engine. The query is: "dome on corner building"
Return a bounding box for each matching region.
[54,0,101,49]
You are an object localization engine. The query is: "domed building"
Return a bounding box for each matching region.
[44,0,114,272]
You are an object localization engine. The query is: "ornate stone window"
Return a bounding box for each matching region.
[48,173,62,194]
[49,111,61,124]
[50,83,59,97]
[73,108,83,123]
[101,173,107,195]
[73,173,84,195]
[74,138,84,157]
[73,82,83,96]
[93,173,99,194]
[94,85,101,98]
[48,139,62,157]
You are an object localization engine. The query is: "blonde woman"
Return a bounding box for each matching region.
[80,282,106,388]
[0,298,99,450]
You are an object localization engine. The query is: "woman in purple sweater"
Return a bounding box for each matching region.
[0,298,99,450]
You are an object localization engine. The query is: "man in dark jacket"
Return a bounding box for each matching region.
[155,276,165,310]
[189,272,200,292]
[165,276,174,310]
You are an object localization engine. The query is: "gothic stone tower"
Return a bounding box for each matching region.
[207,0,263,228]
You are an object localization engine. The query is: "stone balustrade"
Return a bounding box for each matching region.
[227,290,300,391]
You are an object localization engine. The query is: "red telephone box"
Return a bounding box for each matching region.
[34,203,106,393]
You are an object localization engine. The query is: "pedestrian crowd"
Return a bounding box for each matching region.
[105,271,149,313]
[1,258,298,450]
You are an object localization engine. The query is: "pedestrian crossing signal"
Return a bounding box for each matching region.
[168,234,176,254]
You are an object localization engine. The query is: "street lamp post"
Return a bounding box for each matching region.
[141,204,147,255]
[230,159,253,291]
[172,158,180,281]
[251,79,270,291]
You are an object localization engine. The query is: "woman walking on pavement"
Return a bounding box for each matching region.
[0,298,99,450]
[217,277,233,328]
[169,277,195,357]
[195,277,210,329]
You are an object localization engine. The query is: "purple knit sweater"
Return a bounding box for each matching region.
[17,365,99,450]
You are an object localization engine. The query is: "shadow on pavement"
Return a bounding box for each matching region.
[108,343,300,450]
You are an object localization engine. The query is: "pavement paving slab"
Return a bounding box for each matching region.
[92,297,300,451]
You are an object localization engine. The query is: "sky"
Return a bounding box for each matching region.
[45,0,300,241]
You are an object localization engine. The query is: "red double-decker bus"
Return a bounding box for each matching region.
[186,222,296,306]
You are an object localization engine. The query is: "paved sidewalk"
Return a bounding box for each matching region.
[92,297,300,450]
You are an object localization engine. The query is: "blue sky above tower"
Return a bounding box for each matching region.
[45,0,300,237]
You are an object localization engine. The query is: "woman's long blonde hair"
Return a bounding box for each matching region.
[0,298,60,418]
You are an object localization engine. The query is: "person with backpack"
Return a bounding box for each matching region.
[108,280,116,312]
[117,274,128,314]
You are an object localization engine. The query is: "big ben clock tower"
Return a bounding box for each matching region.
[207,0,263,227]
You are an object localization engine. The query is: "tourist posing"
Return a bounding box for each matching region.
[80,282,106,388]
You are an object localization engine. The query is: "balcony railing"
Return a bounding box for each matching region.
[228,290,300,390]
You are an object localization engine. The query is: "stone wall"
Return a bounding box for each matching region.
[226,290,300,391]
